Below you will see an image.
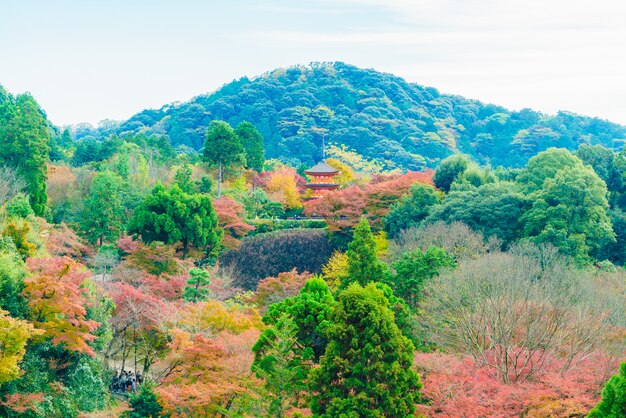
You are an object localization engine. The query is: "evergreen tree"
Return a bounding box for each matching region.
[343,217,389,289]
[392,246,455,308]
[587,362,626,417]
[80,171,125,246]
[203,120,244,198]
[128,184,223,258]
[182,267,211,302]
[383,183,440,238]
[236,121,265,172]
[433,154,470,193]
[0,88,50,216]
[310,283,422,417]
[174,163,194,193]
[256,278,335,363]
[252,314,310,417]
[123,382,164,418]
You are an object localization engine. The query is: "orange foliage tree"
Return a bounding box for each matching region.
[264,166,303,210]
[22,257,100,356]
[254,269,314,313]
[213,196,255,249]
[305,170,434,244]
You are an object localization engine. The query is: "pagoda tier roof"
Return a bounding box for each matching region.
[306,183,340,188]
[304,160,339,175]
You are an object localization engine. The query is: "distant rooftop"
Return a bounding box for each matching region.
[305,160,339,175]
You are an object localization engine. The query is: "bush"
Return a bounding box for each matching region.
[220,229,334,290]
[247,218,327,235]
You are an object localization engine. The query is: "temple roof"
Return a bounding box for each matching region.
[304,160,339,175]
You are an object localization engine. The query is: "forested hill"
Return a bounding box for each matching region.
[74,62,626,169]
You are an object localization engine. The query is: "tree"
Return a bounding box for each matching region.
[392,246,455,308]
[265,166,303,210]
[521,164,615,263]
[383,182,440,238]
[1,221,37,260]
[80,171,125,246]
[433,154,470,192]
[173,164,194,193]
[588,362,626,417]
[182,268,211,303]
[123,382,164,418]
[203,120,244,198]
[0,90,50,216]
[310,283,422,417]
[427,181,530,246]
[253,269,314,314]
[22,257,100,355]
[0,309,41,383]
[0,165,27,206]
[128,184,223,258]
[421,251,618,383]
[213,196,254,249]
[252,314,310,417]
[258,278,335,362]
[516,148,582,193]
[343,217,389,289]
[236,121,265,172]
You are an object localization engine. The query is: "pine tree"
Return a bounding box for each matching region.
[588,362,626,417]
[310,283,422,417]
[182,268,211,303]
[343,217,389,289]
[124,381,163,418]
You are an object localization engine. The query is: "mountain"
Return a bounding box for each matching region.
[73,62,626,169]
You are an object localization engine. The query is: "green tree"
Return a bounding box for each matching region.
[0,89,50,216]
[258,278,335,362]
[203,120,244,198]
[427,181,530,246]
[521,164,615,263]
[587,362,626,417]
[174,163,194,194]
[123,381,164,418]
[516,148,581,193]
[252,314,310,417]
[343,217,389,289]
[128,184,223,258]
[310,283,422,417]
[182,267,211,302]
[433,154,470,192]
[80,171,125,246]
[236,121,265,172]
[383,183,440,238]
[392,246,455,308]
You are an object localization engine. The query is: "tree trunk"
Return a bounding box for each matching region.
[217,162,223,198]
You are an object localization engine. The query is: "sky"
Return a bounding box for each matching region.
[1,0,625,126]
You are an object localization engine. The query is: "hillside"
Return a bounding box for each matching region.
[72,62,626,169]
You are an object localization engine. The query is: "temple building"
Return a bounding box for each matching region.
[304,160,340,200]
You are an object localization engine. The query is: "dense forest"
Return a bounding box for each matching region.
[1,69,626,418]
[68,62,626,170]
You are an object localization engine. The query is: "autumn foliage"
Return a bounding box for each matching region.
[213,196,255,249]
[415,352,610,417]
[304,170,434,237]
[22,257,100,355]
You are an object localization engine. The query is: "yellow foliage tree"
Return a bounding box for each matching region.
[326,158,355,187]
[321,251,349,291]
[266,166,302,210]
[0,309,42,383]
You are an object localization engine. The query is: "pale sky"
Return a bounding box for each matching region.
[1,0,625,126]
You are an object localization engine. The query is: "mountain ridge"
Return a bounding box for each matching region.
[69,61,626,169]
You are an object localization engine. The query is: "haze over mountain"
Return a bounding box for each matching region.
[70,62,626,169]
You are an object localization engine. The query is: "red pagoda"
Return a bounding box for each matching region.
[304,160,340,200]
